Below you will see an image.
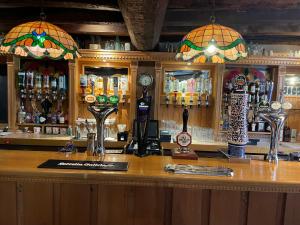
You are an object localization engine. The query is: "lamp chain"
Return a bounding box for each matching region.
[40,0,46,21]
[210,0,216,24]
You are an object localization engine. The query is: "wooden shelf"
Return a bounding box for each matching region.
[17,123,69,127]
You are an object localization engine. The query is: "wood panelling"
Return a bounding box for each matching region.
[0,181,17,225]
[172,188,210,225]
[284,193,300,225]
[59,183,93,225]
[247,192,285,225]
[20,182,54,225]
[210,190,248,225]
[97,185,131,225]
[132,186,170,225]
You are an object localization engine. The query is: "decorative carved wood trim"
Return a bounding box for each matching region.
[78,50,300,66]
[1,175,300,193]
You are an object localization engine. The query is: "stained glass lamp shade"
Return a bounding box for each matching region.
[176,24,247,63]
[0,21,79,60]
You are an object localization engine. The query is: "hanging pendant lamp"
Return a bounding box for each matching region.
[176,2,247,64]
[0,20,80,60]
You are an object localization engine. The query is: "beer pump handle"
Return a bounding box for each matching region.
[182,108,188,132]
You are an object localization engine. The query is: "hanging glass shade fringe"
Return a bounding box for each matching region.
[0,21,80,60]
[176,24,248,63]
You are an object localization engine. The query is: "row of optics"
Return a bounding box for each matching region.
[0,15,247,63]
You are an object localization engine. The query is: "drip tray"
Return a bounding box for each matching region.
[38,159,128,171]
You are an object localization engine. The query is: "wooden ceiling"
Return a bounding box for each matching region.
[1,0,300,50]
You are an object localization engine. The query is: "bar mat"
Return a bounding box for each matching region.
[38,159,128,171]
[165,164,233,177]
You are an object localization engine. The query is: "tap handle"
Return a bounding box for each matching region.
[182,108,188,132]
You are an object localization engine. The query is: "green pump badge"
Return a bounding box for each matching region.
[109,95,119,105]
[97,95,108,104]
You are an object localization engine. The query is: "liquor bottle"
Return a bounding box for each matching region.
[26,71,34,99]
[43,74,50,89]
[59,74,67,100]
[51,76,58,101]
[35,73,42,100]
[173,79,179,104]
[18,71,26,89]
[250,115,257,132]
[164,76,171,106]
[18,104,26,124]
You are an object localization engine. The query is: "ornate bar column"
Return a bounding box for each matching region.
[129,61,138,127]
[68,60,77,128]
[7,56,19,130]
[154,61,162,120]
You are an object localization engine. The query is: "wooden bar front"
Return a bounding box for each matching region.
[0,150,299,225]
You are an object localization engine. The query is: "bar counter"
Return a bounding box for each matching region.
[0,150,300,225]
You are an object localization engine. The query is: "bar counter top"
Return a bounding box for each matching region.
[1,150,300,193]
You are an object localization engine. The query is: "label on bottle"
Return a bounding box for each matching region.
[18,111,26,124]
[35,75,42,89]
[51,78,57,89]
[43,75,50,89]
[80,74,87,88]
[26,71,34,88]
[59,75,66,90]
[59,116,65,124]
[18,71,26,88]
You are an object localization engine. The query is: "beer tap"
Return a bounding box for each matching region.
[85,76,118,158]
[259,91,292,164]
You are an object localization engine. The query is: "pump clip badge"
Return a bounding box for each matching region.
[233,74,247,91]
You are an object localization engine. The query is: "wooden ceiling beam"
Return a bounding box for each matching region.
[0,22,128,36]
[118,0,169,50]
[0,0,120,11]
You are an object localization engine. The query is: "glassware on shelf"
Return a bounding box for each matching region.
[104,41,110,50]
[109,40,115,50]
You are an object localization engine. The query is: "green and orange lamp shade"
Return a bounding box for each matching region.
[0,21,80,60]
[176,24,248,63]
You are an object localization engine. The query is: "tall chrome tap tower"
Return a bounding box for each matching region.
[85,77,119,157]
[259,91,292,163]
